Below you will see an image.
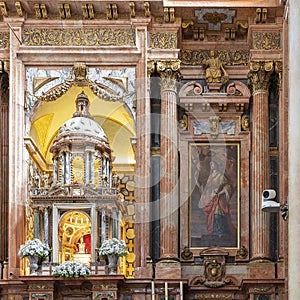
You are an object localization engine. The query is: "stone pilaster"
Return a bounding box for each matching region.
[8,18,26,276]
[134,21,152,277]
[288,1,300,298]
[248,61,274,261]
[157,60,181,262]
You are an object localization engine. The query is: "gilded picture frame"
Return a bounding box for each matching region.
[189,142,240,248]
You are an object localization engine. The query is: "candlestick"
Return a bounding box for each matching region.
[165,282,168,300]
[151,281,155,300]
[180,281,183,300]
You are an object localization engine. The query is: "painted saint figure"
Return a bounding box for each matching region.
[198,160,236,237]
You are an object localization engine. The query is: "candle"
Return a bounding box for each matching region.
[151,281,155,300]
[180,281,183,300]
[165,282,168,300]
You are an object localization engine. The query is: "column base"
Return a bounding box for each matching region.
[248,260,275,279]
[155,259,181,280]
[134,266,153,278]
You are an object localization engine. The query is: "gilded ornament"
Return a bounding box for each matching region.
[150,32,177,49]
[248,61,274,92]
[203,50,229,85]
[129,2,135,18]
[241,115,250,131]
[253,32,280,50]
[23,28,135,47]
[15,2,23,17]
[181,246,193,260]
[0,32,9,49]
[144,1,150,17]
[180,49,249,66]
[156,60,181,90]
[0,2,8,17]
[236,245,248,258]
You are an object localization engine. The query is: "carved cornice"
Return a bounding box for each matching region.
[180,49,249,66]
[248,61,274,92]
[150,32,177,49]
[156,60,181,90]
[23,28,135,46]
[253,32,281,50]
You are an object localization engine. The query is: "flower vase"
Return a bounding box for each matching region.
[27,255,39,275]
[107,254,118,275]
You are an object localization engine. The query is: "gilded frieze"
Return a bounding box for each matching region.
[0,32,9,49]
[150,32,177,49]
[253,32,281,50]
[180,49,249,66]
[23,28,135,46]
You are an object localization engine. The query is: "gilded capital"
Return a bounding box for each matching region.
[248,61,274,92]
[156,60,181,90]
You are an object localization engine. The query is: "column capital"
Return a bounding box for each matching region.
[156,60,181,91]
[248,61,274,93]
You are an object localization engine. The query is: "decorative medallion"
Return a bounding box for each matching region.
[195,9,236,31]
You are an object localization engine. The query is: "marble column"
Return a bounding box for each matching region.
[0,65,9,262]
[157,60,181,260]
[8,18,26,276]
[248,61,274,261]
[288,0,300,298]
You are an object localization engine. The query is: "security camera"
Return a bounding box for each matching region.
[261,189,280,212]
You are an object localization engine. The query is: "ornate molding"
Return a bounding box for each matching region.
[248,61,274,92]
[0,32,9,49]
[253,32,281,50]
[150,32,177,49]
[23,28,135,46]
[180,49,249,66]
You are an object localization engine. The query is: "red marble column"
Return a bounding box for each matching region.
[248,61,274,261]
[0,69,9,262]
[157,60,181,260]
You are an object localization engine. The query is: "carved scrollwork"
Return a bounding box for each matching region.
[179,81,203,97]
[226,81,251,97]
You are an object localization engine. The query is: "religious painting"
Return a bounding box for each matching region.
[189,143,240,248]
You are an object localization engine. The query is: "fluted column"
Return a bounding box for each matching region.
[248,61,274,260]
[288,1,300,298]
[157,60,181,260]
[0,64,9,262]
[8,18,26,275]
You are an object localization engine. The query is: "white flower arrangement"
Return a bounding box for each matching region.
[98,238,129,257]
[18,238,51,258]
[52,261,91,278]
